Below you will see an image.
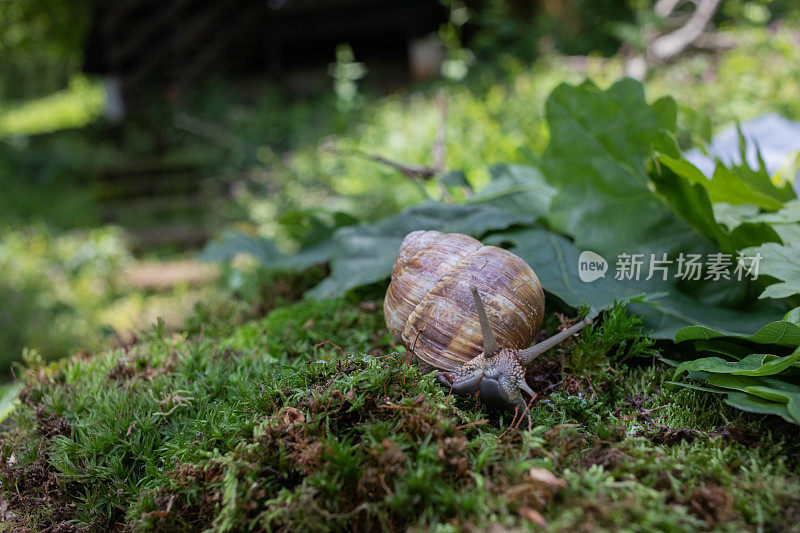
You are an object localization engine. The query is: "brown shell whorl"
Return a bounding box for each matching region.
[383,231,545,372]
[383,231,481,341]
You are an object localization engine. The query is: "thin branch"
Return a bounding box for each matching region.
[174,112,251,154]
[323,146,436,180]
[322,145,433,199]
[433,90,454,203]
[654,0,684,17]
[324,91,449,201]
[649,0,722,61]
[432,89,447,175]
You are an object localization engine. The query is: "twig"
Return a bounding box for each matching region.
[403,329,423,387]
[380,404,413,410]
[456,419,489,430]
[315,341,345,359]
[323,91,450,201]
[649,0,722,61]
[432,91,447,174]
[174,112,251,154]
[323,146,437,181]
[498,406,521,440]
[654,0,682,17]
[433,91,454,204]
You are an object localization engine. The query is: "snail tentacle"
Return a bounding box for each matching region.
[470,285,500,357]
[516,317,593,366]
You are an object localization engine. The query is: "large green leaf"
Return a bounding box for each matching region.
[541,79,703,257]
[487,227,782,338]
[484,227,645,316]
[306,201,538,298]
[668,378,798,424]
[724,391,796,424]
[713,200,800,245]
[472,164,557,218]
[741,242,800,300]
[674,347,800,377]
[537,79,783,335]
[650,166,781,252]
[676,320,800,347]
[707,373,800,394]
[657,154,786,210]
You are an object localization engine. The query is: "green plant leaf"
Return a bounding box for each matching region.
[535,79,783,328]
[667,377,800,424]
[740,242,800,300]
[657,154,785,210]
[485,227,645,316]
[713,200,800,245]
[473,164,557,218]
[674,348,800,377]
[676,320,800,347]
[305,201,537,298]
[487,227,781,338]
[198,230,285,265]
[723,391,796,424]
[750,200,800,225]
[649,166,780,252]
[707,373,800,394]
[704,374,800,422]
[0,381,22,423]
[785,307,800,326]
[541,79,699,258]
[732,124,796,203]
[744,386,800,423]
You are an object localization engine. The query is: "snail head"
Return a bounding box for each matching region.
[435,286,591,414]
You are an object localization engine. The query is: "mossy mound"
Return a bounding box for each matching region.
[1,297,799,531]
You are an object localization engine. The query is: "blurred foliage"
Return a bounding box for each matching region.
[0,0,91,103]
[0,227,219,371]
[718,0,800,26]
[0,75,104,137]
[217,25,800,249]
[0,226,129,369]
[0,138,99,229]
[465,0,634,60]
[329,44,367,112]
[3,8,800,240]
[650,26,800,125]
[2,2,800,375]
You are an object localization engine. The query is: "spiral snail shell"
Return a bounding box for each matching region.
[383,230,591,419]
[383,230,545,371]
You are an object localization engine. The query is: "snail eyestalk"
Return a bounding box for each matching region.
[470,286,500,357]
[516,317,592,366]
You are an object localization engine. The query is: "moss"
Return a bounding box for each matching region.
[1,298,799,531]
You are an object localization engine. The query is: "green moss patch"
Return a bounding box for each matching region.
[1,298,799,531]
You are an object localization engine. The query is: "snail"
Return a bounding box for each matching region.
[384,230,591,424]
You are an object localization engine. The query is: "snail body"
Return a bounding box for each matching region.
[384,230,591,422]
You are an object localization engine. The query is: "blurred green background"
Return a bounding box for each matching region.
[1,0,799,373]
